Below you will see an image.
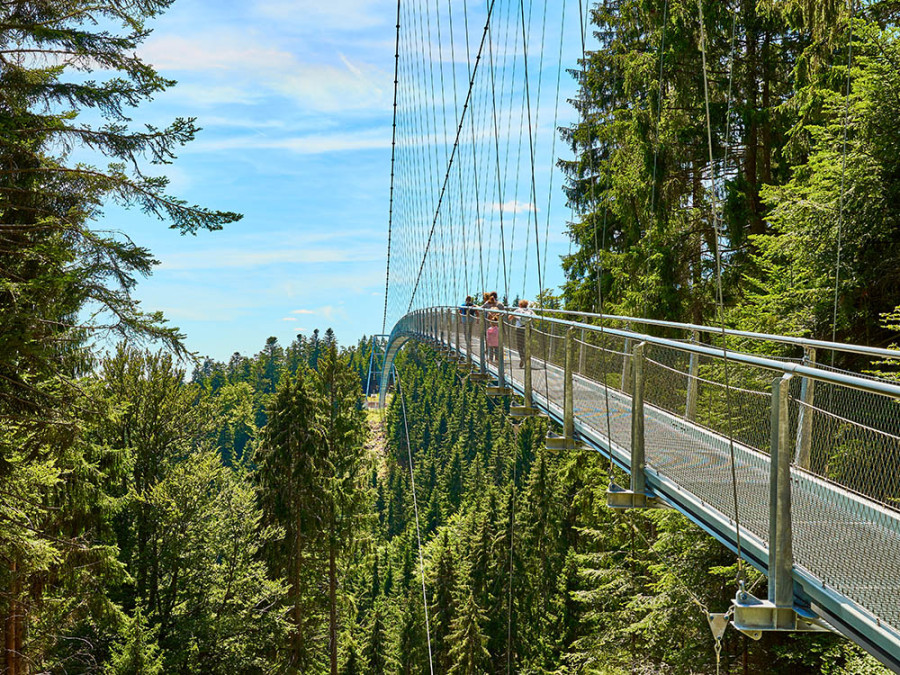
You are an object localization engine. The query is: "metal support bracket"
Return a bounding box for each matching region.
[545,433,587,451]
[510,405,542,419]
[732,590,831,640]
[606,482,666,509]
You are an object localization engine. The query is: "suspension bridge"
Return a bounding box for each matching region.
[374,0,900,670]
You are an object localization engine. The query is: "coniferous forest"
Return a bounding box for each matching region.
[3,0,900,673]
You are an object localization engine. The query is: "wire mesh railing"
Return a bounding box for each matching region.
[390,306,900,640]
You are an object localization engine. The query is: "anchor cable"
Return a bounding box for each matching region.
[395,364,436,675]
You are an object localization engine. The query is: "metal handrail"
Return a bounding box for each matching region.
[524,307,900,360]
[420,307,900,399]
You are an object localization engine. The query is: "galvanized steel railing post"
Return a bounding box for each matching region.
[631,342,647,495]
[794,347,816,469]
[466,314,473,370]
[769,373,795,608]
[524,322,533,408]
[686,330,700,421]
[564,326,576,441]
[455,309,461,358]
[479,313,487,376]
[497,314,506,389]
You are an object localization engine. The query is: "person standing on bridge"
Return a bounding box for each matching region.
[482,291,503,311]
[459,295,475,322]
[485,311,500,361]
[513,299,534,368]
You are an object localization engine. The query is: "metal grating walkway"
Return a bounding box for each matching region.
[381,310,900,670]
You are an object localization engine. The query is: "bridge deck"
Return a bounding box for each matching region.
[456,333,900,652]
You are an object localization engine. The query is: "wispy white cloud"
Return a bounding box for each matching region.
[188,128,391,155]
[159,245,381,270]
[490,200,537,214]
[141,33,389,113]
[318,305,345,321]
[141,36,291,71]
[291,309,316,315]
[282,316,298,321]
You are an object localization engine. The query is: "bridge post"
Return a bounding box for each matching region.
[565,326,576,441]
[435,308,440,344]
[443,308,451,351]
[731,372,830,638]
[732,372,830,638]
[471,311,490,381]
[685,330,700,421]
[545,326,581,450]
[631,342,647,496]
[606,341,664,509]
[524,322,533,407]
[511,322,538,418]
[455,309,461,360]
[466,314,473,371]
[480,314,486,374]
[498,314,506,388]
[794,347,816,469]
[769,373,795,609]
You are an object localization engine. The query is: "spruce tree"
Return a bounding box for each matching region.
[363,603,390,675]
[430,530,458,672]
[106,609,164,675]
[448,590,490,675]
[315,343,368,675]
[256,367,327,670]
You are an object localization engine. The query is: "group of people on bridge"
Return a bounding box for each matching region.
[459,292,535,368]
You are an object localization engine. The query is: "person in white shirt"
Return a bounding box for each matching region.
[512,299,535,368]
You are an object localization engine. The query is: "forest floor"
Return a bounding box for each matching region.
[365,408,389,480]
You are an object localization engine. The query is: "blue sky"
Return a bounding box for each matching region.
[103,0,583,361]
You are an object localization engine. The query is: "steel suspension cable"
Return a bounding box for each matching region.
[430,0,453,307]
[447,0,469,300]
[486,0,510,301]
[383,0,402,333]
[463,0,488,296]
[395,365,435,675]
[408,0,499,312]
[696,0,745,584]
[537,0,567,301]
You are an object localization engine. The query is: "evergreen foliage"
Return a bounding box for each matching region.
[561,0,900,352]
